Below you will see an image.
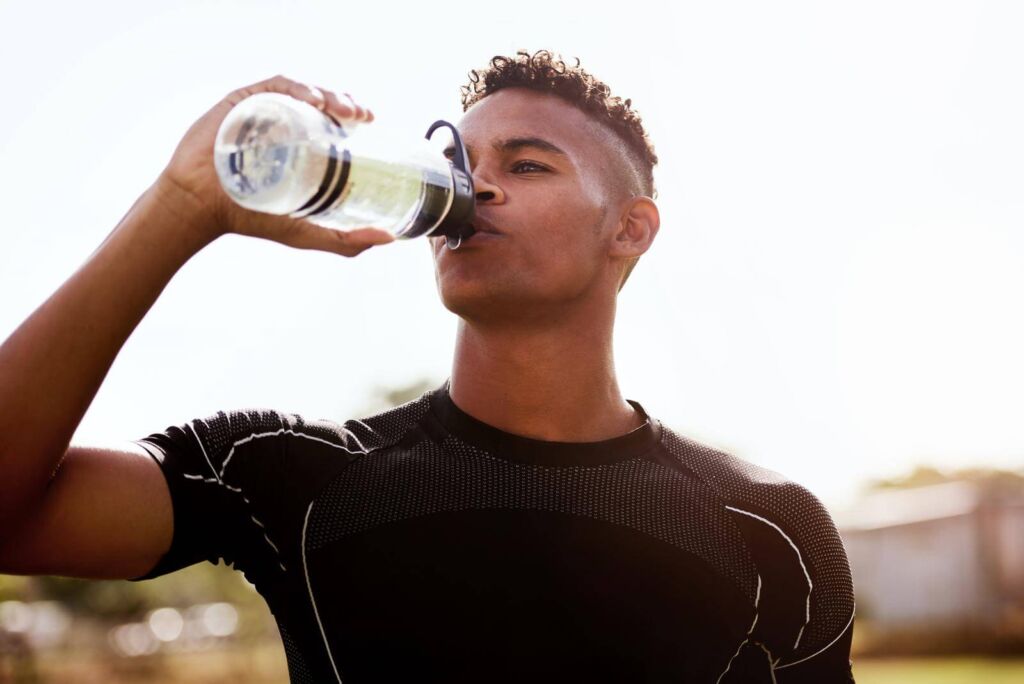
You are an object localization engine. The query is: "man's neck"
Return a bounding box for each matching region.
[448,309,643,443]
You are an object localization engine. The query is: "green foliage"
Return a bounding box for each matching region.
[2,561,266,623]
[355,377,442,417]
[867,465,1024,495]
[0,574,29,602]
[854,657,1024,684]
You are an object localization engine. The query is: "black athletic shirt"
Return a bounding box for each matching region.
[130,379,856,683]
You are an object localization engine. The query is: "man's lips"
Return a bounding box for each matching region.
[469,218,502,235]
[433,218,503,249]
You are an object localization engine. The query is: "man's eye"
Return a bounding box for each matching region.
[512,161,547,173]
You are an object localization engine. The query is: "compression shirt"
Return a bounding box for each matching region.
[130,379,856,683]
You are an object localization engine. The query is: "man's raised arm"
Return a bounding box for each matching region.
[0,75,390,579]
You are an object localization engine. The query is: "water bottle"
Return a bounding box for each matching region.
[213,93,477,249]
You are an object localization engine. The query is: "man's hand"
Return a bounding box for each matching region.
[155,74,394,257]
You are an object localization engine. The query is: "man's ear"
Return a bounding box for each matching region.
[610,197,660,259]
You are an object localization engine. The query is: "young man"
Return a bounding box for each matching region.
[0,51,856,682]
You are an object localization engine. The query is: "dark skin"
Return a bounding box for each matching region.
[429,88,661,442]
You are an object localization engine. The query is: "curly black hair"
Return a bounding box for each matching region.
[461,49,658,291]
[461,49,658,199]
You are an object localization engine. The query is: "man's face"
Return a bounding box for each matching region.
[430,87,626,324]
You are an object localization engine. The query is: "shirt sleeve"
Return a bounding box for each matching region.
[774,617,856,683]
[127,408,297,584]
[717,477,857,682]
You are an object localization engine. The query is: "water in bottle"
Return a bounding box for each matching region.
[213,93,476,247]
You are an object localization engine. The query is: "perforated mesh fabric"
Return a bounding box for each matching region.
[279,624,316,684]
[660,429,856,659]
[341,397,432,454]
[306,433,758,597]
[183,408,290,473]
[137,383,855,681]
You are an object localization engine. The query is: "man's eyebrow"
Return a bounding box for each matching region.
[494,136,568,156]
[443,136,568,158]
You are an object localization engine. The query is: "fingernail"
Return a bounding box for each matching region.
[309,86,326,110]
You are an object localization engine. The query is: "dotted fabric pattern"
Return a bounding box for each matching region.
[307,432,758,597]
[185,408,290,473]
[340,398,432,455]
[278,624,316,684]
[143,387,854,680]
[306,389,854,668]
[660,429,856,662]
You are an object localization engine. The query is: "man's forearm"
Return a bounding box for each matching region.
[0,179,218,537]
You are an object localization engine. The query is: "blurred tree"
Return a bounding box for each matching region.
[355,377,441,417]
[0,575,29,602]
[867,465,1024,498]
[27,562,263,622]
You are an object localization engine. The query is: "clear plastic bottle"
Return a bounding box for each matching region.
[213,93,476,247]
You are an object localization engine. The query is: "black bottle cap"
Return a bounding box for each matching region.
[424,120,476,244]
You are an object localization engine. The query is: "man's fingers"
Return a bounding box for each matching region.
[212,75,387,257]
[308,86,329,112]
[273,220,395,257]
[229,75,319,110]
[226,75,372,124]
[343,227,396,246]
[341,92,374,122]
[320,89,372,123]
[323,227,396,256]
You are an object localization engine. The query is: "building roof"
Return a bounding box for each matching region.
[835,480,980,531]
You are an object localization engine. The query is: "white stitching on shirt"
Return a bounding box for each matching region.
[183,472,242,493]
[303,500,344,683]
[218,427,363,479]
[773,609,855,670]
[180,470,287,572]
[726,506,813,651]
[181,419,381,572]
[183,423,288,572]
[758,642,780,683]
[178,421,367,575]
[716,573,765,683]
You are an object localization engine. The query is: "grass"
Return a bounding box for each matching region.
[13,648,1024,682]
[854,657,1024,684]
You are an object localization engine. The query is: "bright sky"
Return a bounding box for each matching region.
[1,0,1021,507]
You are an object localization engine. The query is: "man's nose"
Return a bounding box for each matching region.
[472,172,504,204]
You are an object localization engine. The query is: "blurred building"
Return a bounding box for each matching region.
[838,479,1024,648]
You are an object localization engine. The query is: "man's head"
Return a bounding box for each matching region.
[430,50,660,324]
[462,50,658,203]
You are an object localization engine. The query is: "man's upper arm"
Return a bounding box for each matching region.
[0,443,173,580]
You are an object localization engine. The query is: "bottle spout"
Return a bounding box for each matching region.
[444,222,478,250]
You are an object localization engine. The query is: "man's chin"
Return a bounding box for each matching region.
[439,288,495,318]
[438,283,521,321]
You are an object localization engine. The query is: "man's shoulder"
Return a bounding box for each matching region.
[197,390,435,459]
[338,391,435,450]
[654,421,856,666]
[652,422,845,574]
[654,422,828,525]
